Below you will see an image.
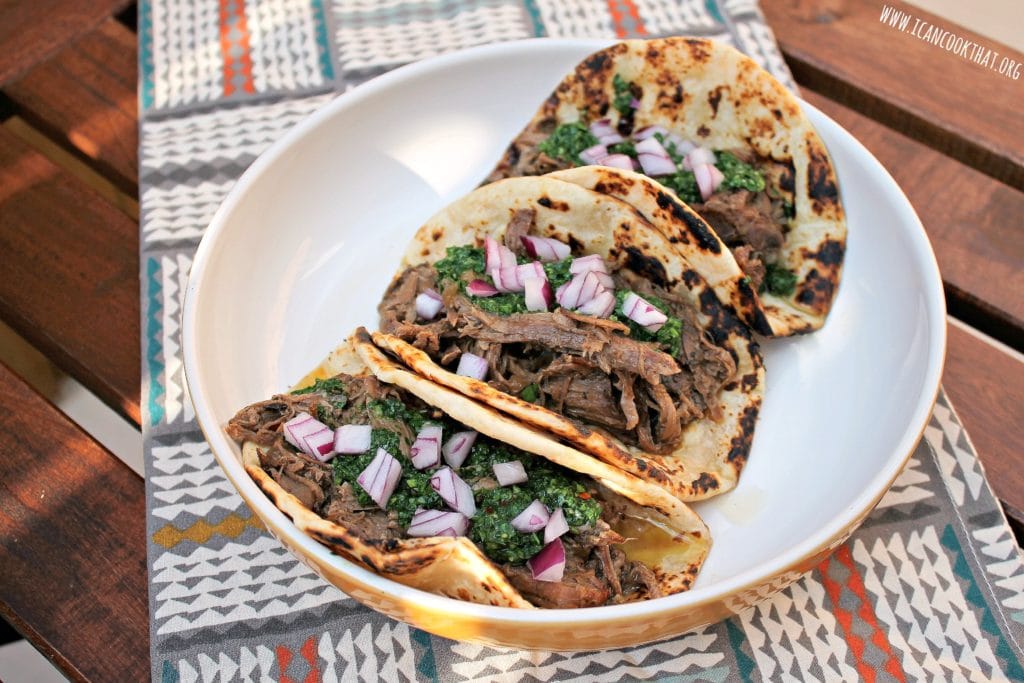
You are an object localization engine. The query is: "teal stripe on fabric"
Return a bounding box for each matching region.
[146,258,165,426]
[725,618,756,681]
[522,0,547,37]
[161,660,179,683]
[139,0,155,110]
[411,629,437,681]
[704,0,725,25]
[941,524,1024,679]
[310,0,335,81]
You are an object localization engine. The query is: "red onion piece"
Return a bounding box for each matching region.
[709,164,725,190]
[524,277,552,312]
[430,467,477,518]
[410,424,442,470]
[630,97,641,109]
[621,292,668,331]
[635,137,677,176]
[456,352,488,380]
[555,273,585,309]
[467,279,499,297]
[576,271,605,307]
[511,499,551,533]
[598,133,624,145]
[694,163,719,201]
[544,508,569,544]
[356,448,403,509]
[569,254,607,275]
[575,289,616,317]
[527,538,566,582]
[596,154,633,170]
[521,235,571,262]
[406,509,469,537]
[283,413,335,461]
[683,146,715,171]
[515,261,547,287]
[490,266,522,293]
[498,243,517,270]
[484,235,501,273]
[442,431,477,469]
[633,125,669,141]
[415,289,444,320]
[334,424,372,454]
[493,460,528,486]
[578,144,607,165]
[667,134,693,155]
[589,118,615,139]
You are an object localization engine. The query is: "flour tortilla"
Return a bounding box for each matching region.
[239,329,711,608]
[383,175,764,501]
[486,38,846,336]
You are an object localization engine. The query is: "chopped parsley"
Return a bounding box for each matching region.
[471,486,544,564]
[332,452,375,507]
[608,140,636,157]
[472,292,529,316]
[761,264,798,297]
[657,170,701,204]
[611,290,684,357]
[369,398,428,432]
[435,245,486,286]
[292,377,348,427]
[716,151,766,193]
[612,74,634,116]
[538,122,598,165]
[387,469,446,526]
[542,257,573,289]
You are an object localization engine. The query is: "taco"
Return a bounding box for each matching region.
[225,329,711,609]
[484,37,846,337]
[376,175,763,502]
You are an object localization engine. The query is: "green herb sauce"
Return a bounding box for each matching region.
[542,257,574,289]
[761,264,798,297]
[612,74,634,116]
[716,151,766,193]
[657,170,701,204]
[434,245,486,286]
[537,122,598,165]
[611,290,684,357]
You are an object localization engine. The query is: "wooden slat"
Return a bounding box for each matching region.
[944,321,1024,539]
[801,88,1024,342]
[4,19,138,192]
[763,0,1024,190]
[0,361,148,681]
[0,125,140,425]
[0,0,134,87]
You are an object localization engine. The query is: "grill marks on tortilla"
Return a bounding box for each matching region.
[806,136,841,217]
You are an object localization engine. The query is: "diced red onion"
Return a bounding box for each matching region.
[621,292,668,332]
[356,448,403,509]
[283,413,335,461]
[544,508,569,544]
[430,467,476,518]
[490,266,521,293]
[406,509,469,538]
[569,254,607,275]
[484,235,501,273]
[633,125,669,141]
[693,163,724,201]
[668,134,694,155]
[575,289,616,317]
[493,460,528,486]
[630,97,641,109]
[524,277,552,312]
[527,538,566,582]
[589,118,615,139]
[596,154,633,170]
[511,500,551,533]
[410,424,442,470]
[442,431,477,469]
[498,244,517,270]
[683,146,715,171]
[555,273,585,309]
[578,144,607,165]
[521,235,571,262]
[334,424,372,454]
[515,261,547,287]
[577,271,605,307]
[635,136,677,176]
[467,279,499,297]
[456,352,488,380]
[415,289,444,320]
[598,133,624,145]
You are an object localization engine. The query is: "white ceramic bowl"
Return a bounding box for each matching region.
[183,39,945,649]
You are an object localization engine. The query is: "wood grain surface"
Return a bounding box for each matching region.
[0,0,133,87]
[0,361,147,681]
[4,19,138,193]
[0,126,140,424]
[802,88,1024,343]
[763,0,1024,191]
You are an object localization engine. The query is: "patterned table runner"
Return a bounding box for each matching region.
[139,1,1024,679]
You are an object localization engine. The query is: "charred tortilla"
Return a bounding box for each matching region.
[376,175,763,501]
[485,38,846,337]
[227,329,711,609]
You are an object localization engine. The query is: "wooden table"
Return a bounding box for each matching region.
[0,1,1020,679]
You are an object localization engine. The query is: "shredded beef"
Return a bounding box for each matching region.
[733,245,767,291]
[323,483,403,541]
[503,553,610,608]
[693,189,784,285]
[226,393,321,447]
[257,445,332,510]
[504,209,536,256]
[484,122,572,183]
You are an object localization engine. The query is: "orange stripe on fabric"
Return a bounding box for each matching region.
[219,0,256,96]
[622,0,647,36]
[606,0,647,38]
[819,546,906,682]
